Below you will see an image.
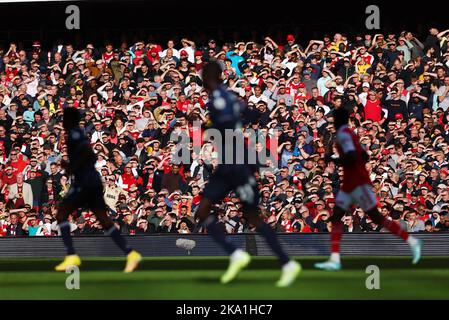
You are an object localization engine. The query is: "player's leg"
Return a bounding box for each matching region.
[235,165,300,287]
[315,191,350,271]
[54,190,82,271]
[196,167,253,284]
[197,196,251,284]
[56,202,77,255]
[94,206,132,254]
[244,207,290,266]
[196,172,239,255]
[358,184,422,264]
[243,203,301,287]
[90,191,142,272]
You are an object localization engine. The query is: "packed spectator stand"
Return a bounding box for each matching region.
[1,28,449,237]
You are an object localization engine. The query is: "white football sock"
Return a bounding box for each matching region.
[407,236,418,246]
[330,252,341,263]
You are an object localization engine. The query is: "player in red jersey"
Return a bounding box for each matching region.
[315,108,422,271]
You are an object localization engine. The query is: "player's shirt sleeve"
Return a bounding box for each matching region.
[337,129,355,154]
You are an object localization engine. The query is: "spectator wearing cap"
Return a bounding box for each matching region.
[72,216,93,236]
[284,34,303,53]
[179,38,196,63]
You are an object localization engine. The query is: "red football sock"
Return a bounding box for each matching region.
[331,221,343,253]
[383,219,409,241]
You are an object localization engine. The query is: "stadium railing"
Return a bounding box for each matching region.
[0,233,447,258]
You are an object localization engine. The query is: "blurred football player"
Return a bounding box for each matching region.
[55,107,141,272]
[195,61,300,287]
[315,108,422,271]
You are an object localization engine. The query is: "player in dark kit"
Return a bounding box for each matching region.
[54,107,142,272]
[195,61,300,287]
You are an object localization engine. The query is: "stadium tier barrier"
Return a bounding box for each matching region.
[0,233,447,258]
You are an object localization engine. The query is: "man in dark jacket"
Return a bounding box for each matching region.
[384,90,408,122]
[157,213,178,233]
[6,213,25,236]
[161,164,187,193]
[27,168,48,208]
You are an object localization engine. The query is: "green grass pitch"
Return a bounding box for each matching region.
[0,256,447,299]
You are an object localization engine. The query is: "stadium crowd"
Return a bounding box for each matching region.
[1,28,449,237]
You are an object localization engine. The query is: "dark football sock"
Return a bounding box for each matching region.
[257,223,290,266]
[203,215,237,255]
[59,221,76,255]
[107,226,133,255]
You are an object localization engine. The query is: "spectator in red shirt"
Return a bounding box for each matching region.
[121,163,143,191]
[2,165,17,186]
[364,91,383,122]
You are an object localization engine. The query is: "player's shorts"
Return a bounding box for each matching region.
[62,172,106,210]
[335,183,377,212]
[203,164,259,210]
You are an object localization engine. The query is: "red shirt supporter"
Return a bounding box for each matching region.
[2,166,17,186]
[364,96,383,122]
[121,166,143,190]
[176,96,190,113]
[9,153,28,175]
